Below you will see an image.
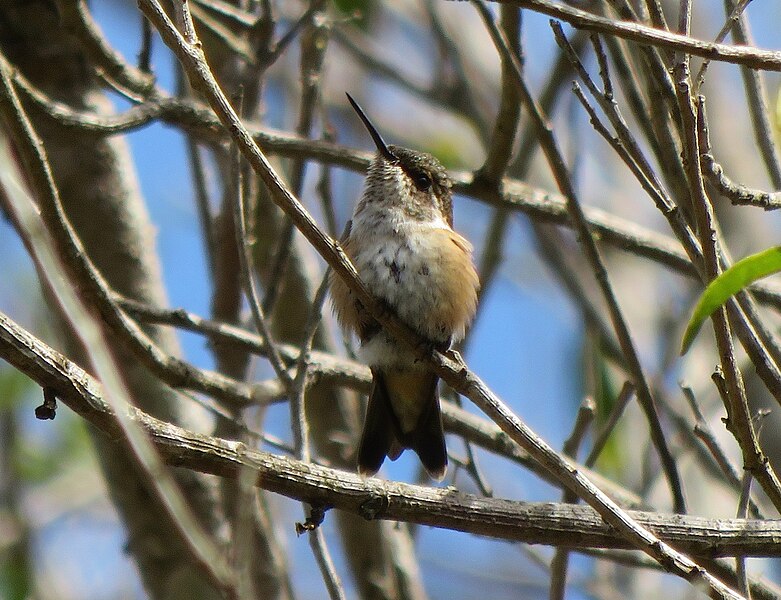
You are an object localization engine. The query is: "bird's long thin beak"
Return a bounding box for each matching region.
[345,93,397,163]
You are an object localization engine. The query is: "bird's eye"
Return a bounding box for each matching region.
[412,172,432,191]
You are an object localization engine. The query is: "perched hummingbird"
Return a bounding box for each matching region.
[330,94,479,480]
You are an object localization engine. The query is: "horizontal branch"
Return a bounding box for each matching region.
[1,307,780,557]
[500,0,781,71]
[18,80,781,313]
[702,153,781,210]
[16,74,781,313]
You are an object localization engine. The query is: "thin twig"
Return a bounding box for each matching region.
[263,9,329,316]
[191,0,258,29]
[186,139,217,273]
[230,96,294,391]
[497,0,781,71]
[315,120,339,238]
[585,382,636,468]
[599,0,688,205]
[735,469,753,599]
[533,225,624,367]
[291,269,347,600]
[189,3,256,63]
[332,21,488,134]
[471,29,586,328]
[55,0,154,95]
[425,0,487,133]
[680,385,762,519]
[693,0,752,89]
[266,2,324,68]
[550,397,596,600]
[139,13,153,74]
[701,154,781,210]
[723,0,781,188]
[308,527,346,600]
[474,5,521,188]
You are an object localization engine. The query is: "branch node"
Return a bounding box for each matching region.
[358,492,389,521]
[295,503,331,535]
[35,386,58,420]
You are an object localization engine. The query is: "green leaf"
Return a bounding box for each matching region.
[681,246,781,354]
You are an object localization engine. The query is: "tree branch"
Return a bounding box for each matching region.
[3,308,781,559]
[14,71,781,312]
[494,0,781,71]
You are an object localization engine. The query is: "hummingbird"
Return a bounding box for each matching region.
[330,93,479,480]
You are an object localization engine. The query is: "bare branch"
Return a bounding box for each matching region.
[701,153,781,210]
[54,0,154,95]
[494,0,781,71]
[3,311,781,562]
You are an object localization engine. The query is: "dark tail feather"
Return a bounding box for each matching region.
[357,370,395,477]
[411,392,447,481]
[358,369,447,480]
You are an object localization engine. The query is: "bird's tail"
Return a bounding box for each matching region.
[358,369,447,480]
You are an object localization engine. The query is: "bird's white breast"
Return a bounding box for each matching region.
[349,211,459,369]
